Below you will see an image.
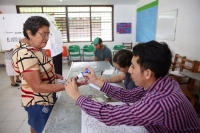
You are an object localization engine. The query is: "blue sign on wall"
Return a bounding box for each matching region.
[136,4,158,42]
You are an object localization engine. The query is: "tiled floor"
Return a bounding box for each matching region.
[0,63,70,133]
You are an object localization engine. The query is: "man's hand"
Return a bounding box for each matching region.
[84,66,99,84]
[65,78,81,101]
[84,66,104,88]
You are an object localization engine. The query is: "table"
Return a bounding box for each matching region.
[181,71,200,81]
[168,70,187,83]
[43,61,123,133]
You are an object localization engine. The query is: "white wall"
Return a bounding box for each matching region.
[137,0,200,61]
[136,0,154,8]
[114,5,136,46]
[0,5,17,13]
[2,1,200,62]
[0,5,136,64]
[1,1,199,65]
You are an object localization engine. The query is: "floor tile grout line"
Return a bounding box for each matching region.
[15,120,28,133]
[0,63,70,133]
[1,109,13,122]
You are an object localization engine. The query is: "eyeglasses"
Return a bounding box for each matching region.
[37,32,51,38]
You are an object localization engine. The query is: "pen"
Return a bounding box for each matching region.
[99,71,103,80]
[88,95,93,99]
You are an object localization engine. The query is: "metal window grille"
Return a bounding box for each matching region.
[17,6,113,42]
[17,6,68,42]
[43,7,67,42]
[68,7,90,42]
[91,7,112,41]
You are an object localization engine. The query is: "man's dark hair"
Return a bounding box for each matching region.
[133,40,172,79]
[23,16,50,39]
[113,49,133,68]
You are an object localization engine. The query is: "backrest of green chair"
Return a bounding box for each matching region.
[113,45,125,50]
[83,45,95,52]
[68,45,80,53]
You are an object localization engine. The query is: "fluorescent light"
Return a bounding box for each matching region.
[60,0,62,2]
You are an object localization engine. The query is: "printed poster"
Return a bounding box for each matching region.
[116,23,131,34]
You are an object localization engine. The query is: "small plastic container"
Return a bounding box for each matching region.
[77,68,90,79]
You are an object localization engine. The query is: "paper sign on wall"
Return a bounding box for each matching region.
[116,23,131,34]
[0,14,53,50]
[1,32,24,50]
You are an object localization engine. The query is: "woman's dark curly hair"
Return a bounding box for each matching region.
[23,16,50,39]
[113,49,133,68]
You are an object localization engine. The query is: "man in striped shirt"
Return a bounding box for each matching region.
[65,41,200,132]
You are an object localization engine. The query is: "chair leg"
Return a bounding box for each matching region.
[68,56,71,66]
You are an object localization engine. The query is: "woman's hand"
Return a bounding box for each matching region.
[55,73,64,80]
[65,78,81,101]
[76,78,89,87]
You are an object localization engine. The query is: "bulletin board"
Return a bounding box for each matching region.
[156,9,178,40]
[116,23,131,34]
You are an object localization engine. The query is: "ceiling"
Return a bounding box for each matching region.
[0,0,140,5]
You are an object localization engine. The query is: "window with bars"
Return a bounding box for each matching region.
[17,6,113,42]
[17,6,68,42]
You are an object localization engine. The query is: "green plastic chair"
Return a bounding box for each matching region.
[112,45,125,55]
[68,45,82,65]
[83,45,95,61]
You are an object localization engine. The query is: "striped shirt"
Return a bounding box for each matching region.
[77,76,200,133]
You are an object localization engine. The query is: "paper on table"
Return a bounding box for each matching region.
[81,102,148,133]
[89,83,123,91]
[109,83,122,88]
[103,69,114,75]
[57,78,67,84]
[169,71,185,77]
[89,83,100,91]
[96,97,104,102]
